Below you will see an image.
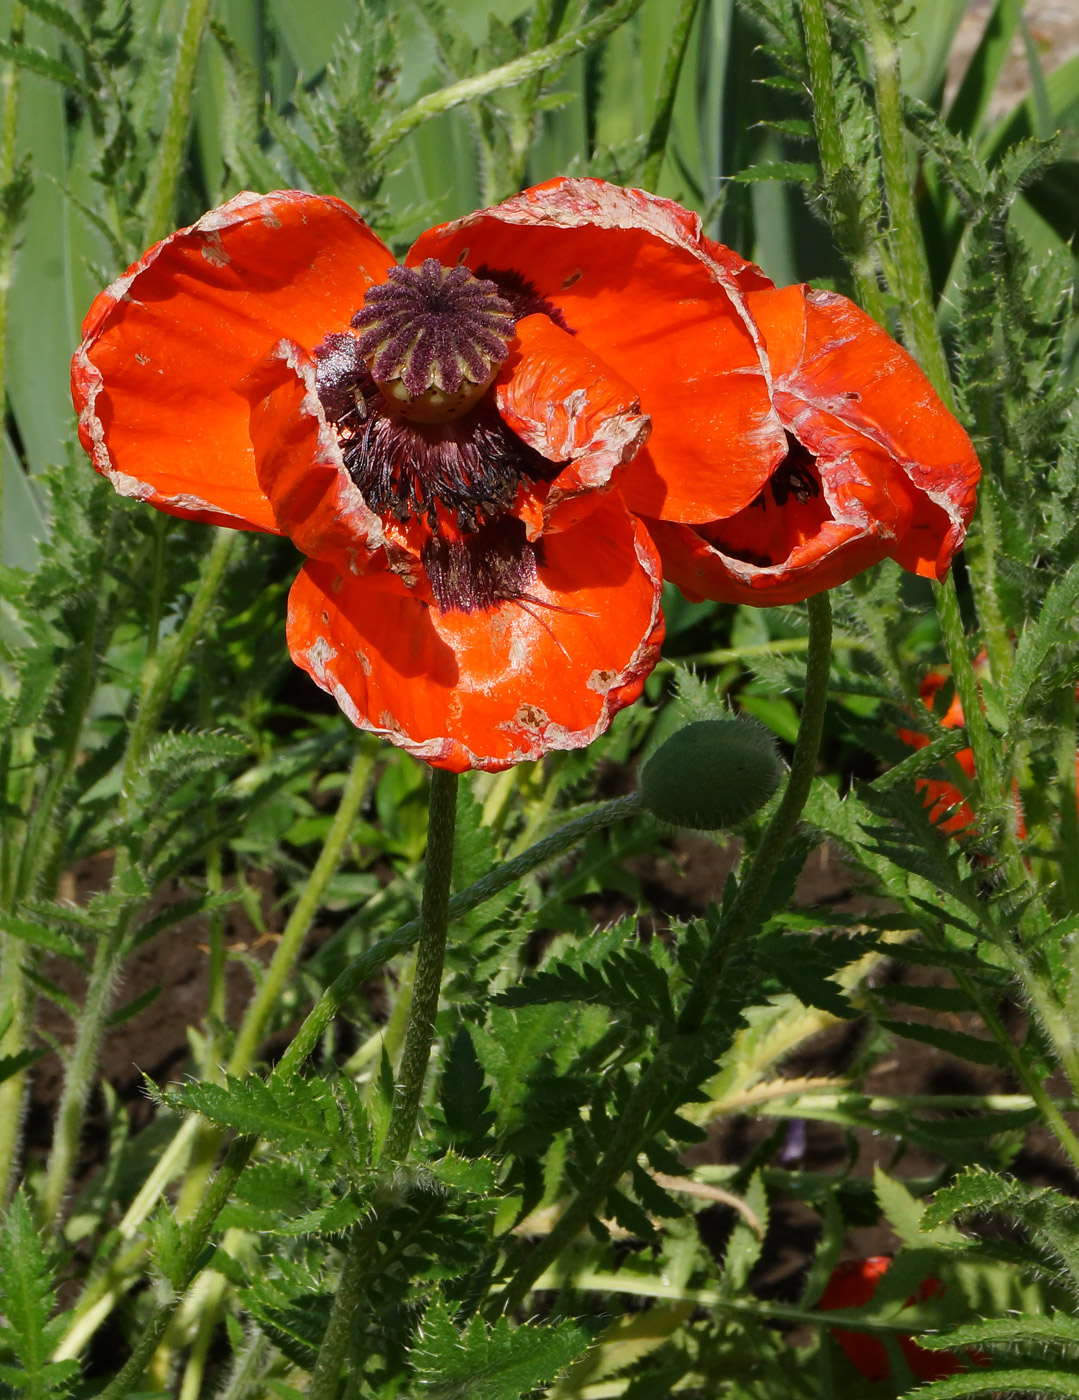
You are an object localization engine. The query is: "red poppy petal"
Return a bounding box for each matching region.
[495,313,650,527]
[285,497,664,772]
[747,284,980,578]
[72,190,396,530]
[647,401,918,606]
[409,177,787,523]
[242,337,406,574]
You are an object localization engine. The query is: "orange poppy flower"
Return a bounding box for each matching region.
[644,285,981,606]
[819,1256,972,1382]
[72,180,795,771]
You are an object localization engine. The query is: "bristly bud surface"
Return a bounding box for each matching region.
[352,259,515,423]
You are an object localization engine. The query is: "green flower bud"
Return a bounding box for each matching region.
[639,718,783,830]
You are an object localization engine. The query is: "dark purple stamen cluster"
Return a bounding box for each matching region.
[750,433,822,510]
[314,330,559,613]
[352,259,515,396]
[475,265,573,333]
[422,519,540,614]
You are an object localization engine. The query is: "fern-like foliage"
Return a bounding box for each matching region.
[408,1301,587,1400]
[0,1191,78,1399]
[896,1168,1079,1397]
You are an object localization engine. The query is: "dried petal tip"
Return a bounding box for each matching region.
[352,258,515,423]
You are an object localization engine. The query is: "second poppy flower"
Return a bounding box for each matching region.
[647,285,981,607]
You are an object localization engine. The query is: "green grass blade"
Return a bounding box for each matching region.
[6,11,73,477]
[0,431,45,568]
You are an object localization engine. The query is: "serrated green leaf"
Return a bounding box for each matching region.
[1006,556,1079,724]
[878,1019,1006,1068]
[919,1311,1079,1355]
[867,983,975,1013]
[875,1164,928,1249]
[904,1367,1079,1398]
[0,39,95,102]
[159,1073,345,1155]
[410,1301,587,1400]
[0,1189,76,1397]
[428,1151,498,1195]
[0,1046,47,1084]
[0,913,83,957]
[20,0,89,49]
[439,1025,495,1152]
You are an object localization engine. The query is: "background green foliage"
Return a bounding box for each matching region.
[1,0,1079,1397]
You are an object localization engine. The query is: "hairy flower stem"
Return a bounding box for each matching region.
[141,0,213,244]
[497,593,833,1315]
[309,769,458,1397]
[38,530,235,1232]
[382,767,459,1161]
[639,0,701,191]
[227,744,375,1077]
[371,0,648,159]
[277,793,644,1078]
[93,1133,258,1400]
[505,0,560,193]
[798,0,886,325]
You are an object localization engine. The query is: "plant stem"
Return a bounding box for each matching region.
[798,0,886,324]
[93,1133,258,1400]
[505,0,560,192]
[639,0,701,191]
[227,744,374,1077]
[381,767,458,1162]
[496,594,833,1313]
[859,0,952,397]
[276,793,644,1079]
[145,514,167,660]
[308,768,458,1396]
[38,530,235,1232]
[371,0,647,159]
[141,0,213,244]
[306,1220,375,1400]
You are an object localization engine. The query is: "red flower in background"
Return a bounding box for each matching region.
[71,180,806,771]
[819,1256,971,1382]
[898,667,981,835]
[646,285,981,607]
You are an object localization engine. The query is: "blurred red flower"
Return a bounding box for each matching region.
[819,1255,971,1382]
[897,666,981,835]
[896,659,1075,839]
